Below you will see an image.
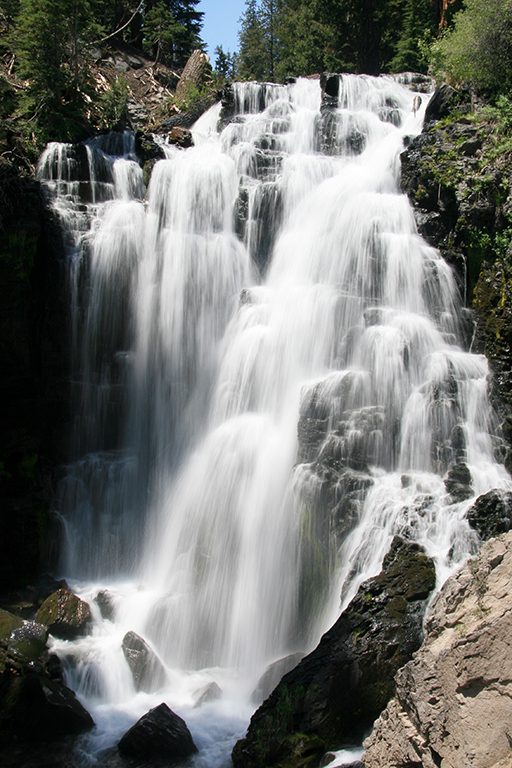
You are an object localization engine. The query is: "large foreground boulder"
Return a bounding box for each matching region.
[118,702,197,761]
[232,537,435,768]
[363,531,512,768]
[35,589,91,639]
[2,672,94,741]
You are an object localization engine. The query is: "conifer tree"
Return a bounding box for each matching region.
[143,0,181,63]
[14,0,99,140]
[237,0,268,80]
[168,0,204,63]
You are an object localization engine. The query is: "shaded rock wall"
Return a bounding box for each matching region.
[363,531,512,768]
[0,171,69,589]
[232,538,435,768]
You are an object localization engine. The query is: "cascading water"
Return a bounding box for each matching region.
[37,75,511,766]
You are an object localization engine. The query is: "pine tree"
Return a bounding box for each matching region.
[387,0,436,73]
[214,45,236,80]
[168,0,204,63]
[237,0,268,80]
[143,0,181,63]
[14,0,100,140]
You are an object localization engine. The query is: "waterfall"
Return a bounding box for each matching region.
[38,75,511,765]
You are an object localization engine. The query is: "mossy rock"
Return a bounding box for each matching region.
[0,608,22,642]
[35,589,91,640]
[0,609,48,668]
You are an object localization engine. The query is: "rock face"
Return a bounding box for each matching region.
[363,531,512,768]
[2,671,94,741]
[0,172,69,589]
[118,702,197,761]
[232,538,435,768]
[400,84,512,467]
[252,652,306,704]
[467,489,512,540]
[122,630,167,692]
[35,589,91,639]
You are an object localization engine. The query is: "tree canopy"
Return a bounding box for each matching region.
[236,0,438,81]
[432,0,512,95]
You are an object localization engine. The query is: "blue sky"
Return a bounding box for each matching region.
[199,0,246,59]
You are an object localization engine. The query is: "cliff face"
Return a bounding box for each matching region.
[400,83,512,466]
[363,531,512,768]
[0,170,68,589]
[232,539,436,768]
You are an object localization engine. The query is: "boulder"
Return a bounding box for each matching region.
[118,702,197,760]
[3,671,94,741]
[252,652,306,704]
[232,537,436,768]
[363,531,512,768]
[95,589,116,621]
[122,630,167,693]
[444,462,473,501]
[423,83,459,127]
[0,608,48,665]
[35,589,91,639]
[467,489,512,540]
[167,126,193,148]
[194,681,222,707]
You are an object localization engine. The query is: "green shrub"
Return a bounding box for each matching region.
[433,0,512,95]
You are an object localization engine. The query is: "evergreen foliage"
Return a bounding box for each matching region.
[214,45,237,81]
[236,0,437,81]
[143,0,181,64]
[0,0,205,149]
[13,0,100,143]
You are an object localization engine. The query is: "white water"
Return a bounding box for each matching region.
[38,76,511,766]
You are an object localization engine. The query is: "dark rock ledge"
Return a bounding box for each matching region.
[232,537,436,768]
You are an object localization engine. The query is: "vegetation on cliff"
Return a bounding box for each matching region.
[0,0,206,160]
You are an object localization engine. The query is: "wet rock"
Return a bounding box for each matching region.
[320,73,340,110]
[95,589,116,621]
[232,538,435,768]
[122,630,167,693]
[167,126,193,148]
[252,652,306,704]
[444,462,473,501]
[423,83,459,127]
[32,573,69,606]
[0,608,48,665]
[118,702,197,760]
[6,620,48,662]
[3,671,94,741]
[35,589,91,640]
[467,488,512,540]
[194,681,222,707]
[363,532,512,768]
